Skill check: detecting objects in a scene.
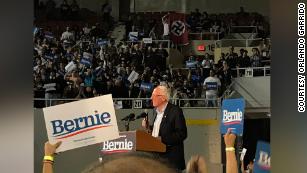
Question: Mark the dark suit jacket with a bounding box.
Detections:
[152,102,187,170]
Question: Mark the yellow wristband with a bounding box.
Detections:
[44,155,54,162]
[225,147,235,152]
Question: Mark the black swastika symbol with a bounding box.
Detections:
[171,20,185,36]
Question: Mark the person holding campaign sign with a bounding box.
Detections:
[186,129,239,173]
[80,52,93,67]
[42,141,62,173]
[220,98,245,172]
[141,85,187,171]
[43,94,120,153]
[220,98,245,136]
[203,69,221,107]
[241,161,254,173]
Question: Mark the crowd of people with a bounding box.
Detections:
[33,3,271,108]
[124,7,270,42]
[31,22,196,108]
[187,43,271,75]
[187,7,270,38]
[35,0,113,23]
[33,23,270,108]
[33,24,175,108]
[35,0,81,21]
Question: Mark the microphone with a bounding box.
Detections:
[136,112,148,119]
[121,113,135,121]
[136,109,148,119]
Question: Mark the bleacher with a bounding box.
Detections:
[33,3,271,109]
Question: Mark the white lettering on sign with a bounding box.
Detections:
[258,151,271,170]
[102,139,133,151]
[223,109,243,125]
[133,100,142,109]
[245,68,253,77]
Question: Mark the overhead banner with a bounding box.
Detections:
[43,94,120,152]
[220,98,245,135]
[254,141,271,173]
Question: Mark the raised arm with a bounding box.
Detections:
[161,13,169,23]
[224,129,238,173]
[42,141,62,173]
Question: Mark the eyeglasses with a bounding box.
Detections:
[151,94,163,97]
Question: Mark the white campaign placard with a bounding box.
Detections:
[142,38,152,44]
[245,68,253,77]
[127,70,139,83]
[65,61,77,73]
[240,148,247,161]
[133,100,142,109]
[43,94,120,152]
[129,32,138,41]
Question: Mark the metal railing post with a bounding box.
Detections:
[264,67,266,76]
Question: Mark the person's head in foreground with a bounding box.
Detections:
[82,152,178,173]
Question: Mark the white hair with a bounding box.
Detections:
[156,85,170,101]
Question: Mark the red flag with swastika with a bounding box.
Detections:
[169,12,189,45]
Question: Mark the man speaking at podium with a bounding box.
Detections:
[142,85,187,171]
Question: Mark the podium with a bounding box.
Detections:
[100,130,166,155]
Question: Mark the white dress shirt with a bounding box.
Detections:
[152,103,168,137]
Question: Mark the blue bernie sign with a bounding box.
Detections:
[140,82,153,91]
[97,38,109,46]
[254,141,271,173]
[220,98,245,135]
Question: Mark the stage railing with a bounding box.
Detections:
[123,40,171,49]
[34,97,222,108]
[231,66,271,77]
[215,38,271,48]
[229,26,258,34]
[189,32,220,40]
